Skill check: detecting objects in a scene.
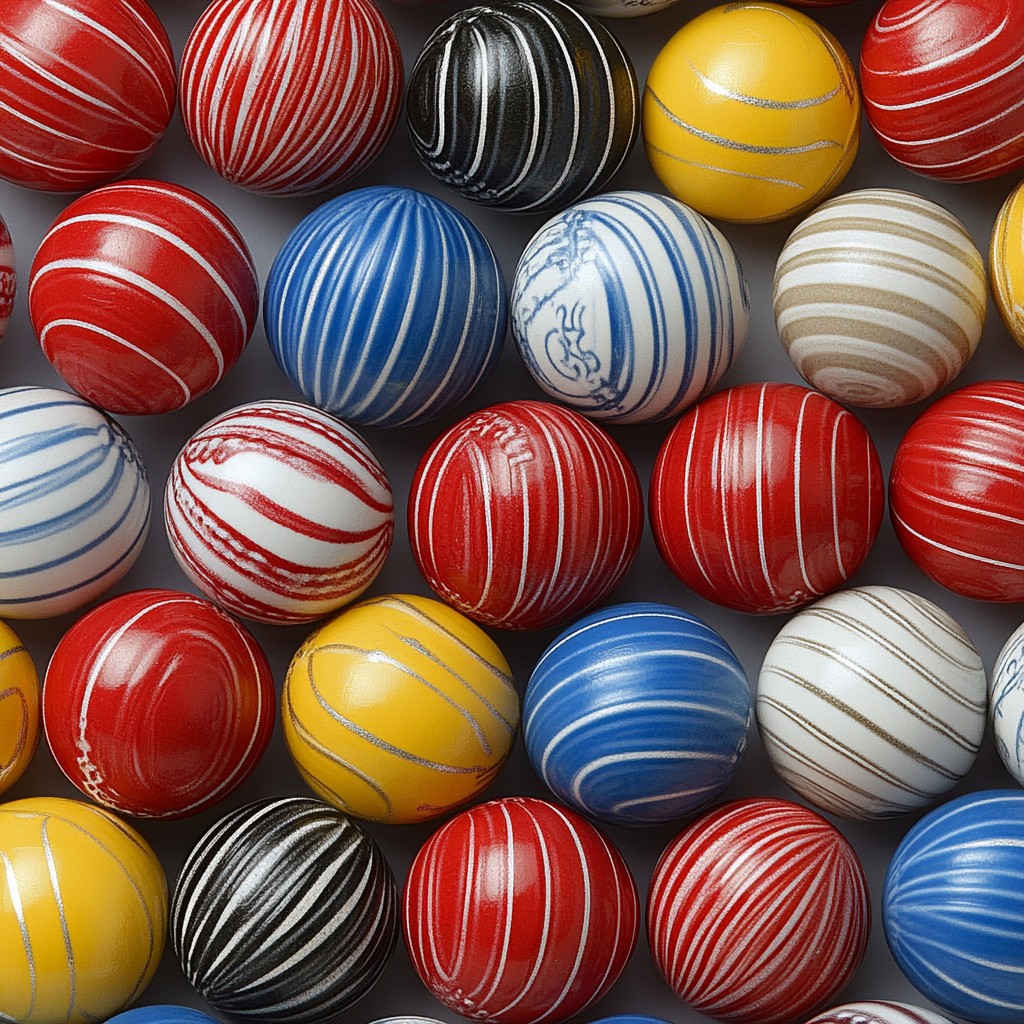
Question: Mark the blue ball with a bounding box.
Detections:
[523,601,751,827]
[883,789,1024,1024]
[105,1009,219,1024]
[264,186,507,428]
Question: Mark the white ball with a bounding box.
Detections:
[990,621,1024,787]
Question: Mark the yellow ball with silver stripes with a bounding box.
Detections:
[0,620,39,796]
[283,593,518,824]
[0,797,168,1024]
[642,2,860,224]
[991,179,1024,349]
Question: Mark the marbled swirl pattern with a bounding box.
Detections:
[989,621,1024,787]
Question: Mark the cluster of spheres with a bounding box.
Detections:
[0,0,1023,1024]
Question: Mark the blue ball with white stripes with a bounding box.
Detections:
[883,789,1024,1024]
[264,186,507,428]
[523,601,752,827]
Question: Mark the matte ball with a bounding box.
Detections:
[406,0,638,213]
[643,3,860,224]
[0,386,151,619]
[757,585,986,820]
[402,796,639,1024]
[264,186,506,427]
[882,790,1024,1024]
[523,601,751,827]
[773,188,987,408]
[179,0,403,195]
[408,400,644,631]
[29,180,259,416]
[649,382,884,615]
[0,213,14,342]
[107,1009,221,1024]
[647,797,870,1024]
[0,619,39,796]
[861,0,1024,182]
[989,621,1024,787]
[889,380,1024,601]
[511,190,749,424]
[171,796,398,1023]
[990,179,1024,349]
[0,796,168,1024]
[164,400,394,624]
[804,1002,958,1024]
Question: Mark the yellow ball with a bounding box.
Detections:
[283,593,518,824]
[0,621,39,796]
[991,179,1024,348]
[0,797,168,1024]
[643,2,860,223]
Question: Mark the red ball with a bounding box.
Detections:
[0,0,175,192]
[28,180,258,415]
[408,400,644,631]
[42,588,276,819]
[179,0,403,195]
[647,798,871,1024]
[649,382,884,615]
[861,0,1024,181]
[402,796,639,1024]
[890,379,1024,600]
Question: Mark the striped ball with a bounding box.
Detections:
[757,585,986,820]
[883,790,1024,1024]
[805,1002,958,1024]
[0,619,39,796]
[990,179,1024,349]
[402,796,639,1024]
[165,401,393,625]
[29,180,259,416]
[171,796,398,1023]
[264,187,506,427]
[179,0,402,196]
[0,213,13,342]
[406,0,638,213]
[773,188,986,409]
[523,601,751,827]
[511,191,749,424]
[989,621,1024,787]
[642,3,860,224]
[647,797,870,1024]
[0,386,151,619]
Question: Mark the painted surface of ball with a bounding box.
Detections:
[568,0,683,17]
[164,400,394,624]
[0,386,151,619]
[29,180,259,415]
[511,190,748,424]
[861,0,1024,182]
[264,186,506,427]
[804,1002,958,1024]
[406,0,638,213]
[179,0,403,195]
[647,797,870,1024]
[889,380,1024,601]
[0,796,168,1024]
[402,796,639,1024]
[523,601,751,826]
[990,179,1024,349]
[0,213,14,342]
[0,619,39,796]
[649,382,884,615]
[408,400,643,631]
[171,796,398,1023]
[757,585,986,820]
[643,3,860,223]
[107,1009,221,1024]
[989,621,1024,787]
[773,188,987,408]
[883,789,1024,1024]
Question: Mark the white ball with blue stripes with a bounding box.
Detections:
[990,621,1024,787]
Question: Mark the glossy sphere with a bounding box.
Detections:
[0,213,13,342]
[883,790,1024,1024]
[523,602,751,827]
[43,588,275,819]
[990,180,1024,349]
[264,187,506,427]
[647,797,870,1024]
[107,1010,220,1024]
[172,796,398,1022]
[568,0,683,17]
[511,191,749,424]
[643,3,860,224]
[179,0,402,195]
[29,180,259,415]
[406,0,638,213]
[0,386,150,619]
[757,586,986,820]
[773,189,986,409]
[989,622,1024,787]
[283,594,518,824]
[165,400,394,624]
[805,1002,957,1024]
[0,796,168,1024]
[402,796,639,1024]
[408,400,643,631]
[650,382,884,615]
[861,0,1024,181]
[890,380,1024,601]
[0,619,39,796]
